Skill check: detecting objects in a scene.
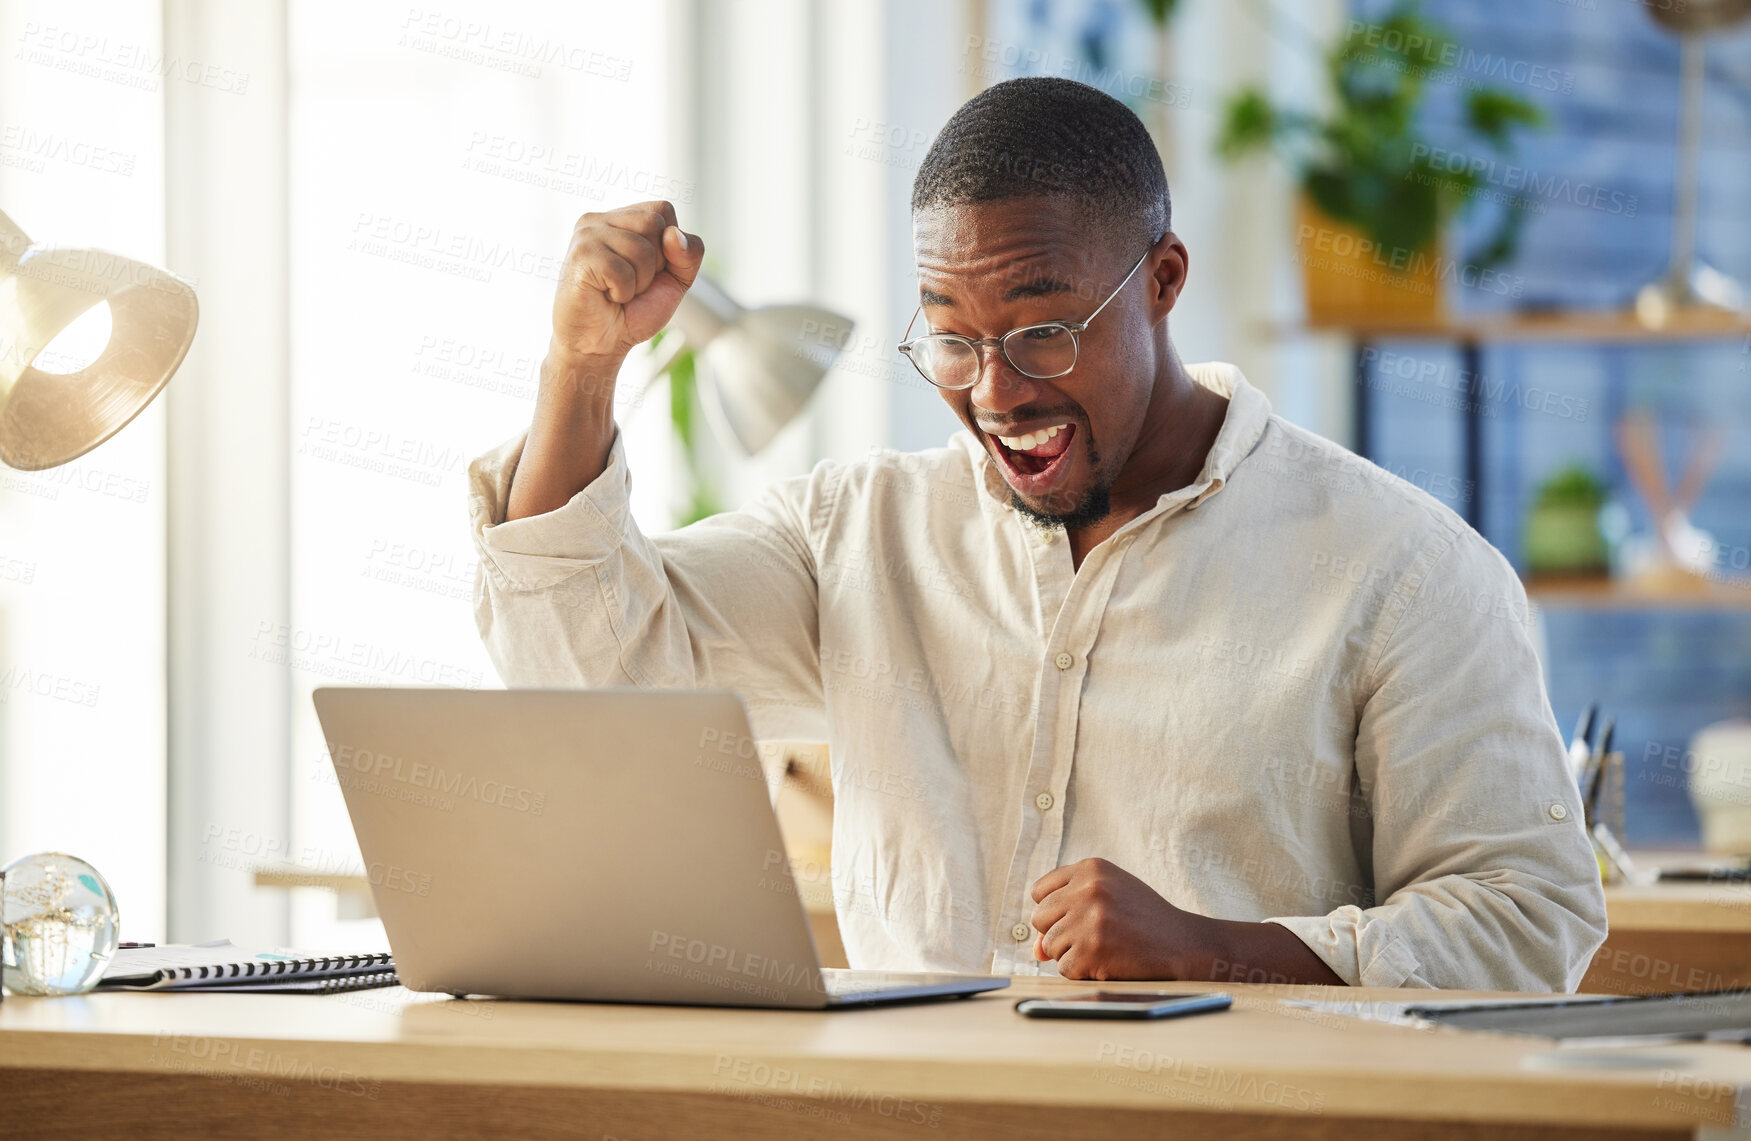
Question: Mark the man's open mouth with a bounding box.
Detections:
[986,421,1077,495]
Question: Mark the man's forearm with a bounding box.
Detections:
[1030,858,1350,984]
[1181,916,1345,986]
[505,343,626,522]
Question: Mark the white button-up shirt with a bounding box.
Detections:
[468,362,1607,990]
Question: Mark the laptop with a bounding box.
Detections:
[312,687,1009,1009]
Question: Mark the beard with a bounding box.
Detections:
[1009,428,1111,530]
[1011,482,1113,530]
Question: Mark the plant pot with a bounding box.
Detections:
[1294,197,1443,326]
[1523,501,1609,576]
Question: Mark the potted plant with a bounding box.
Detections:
[1524,463,1611,578]
[1216,0,1545,324]
[648,331,724,526]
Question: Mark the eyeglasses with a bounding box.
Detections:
[896,247,1152,391]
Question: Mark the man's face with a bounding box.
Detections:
[911,198,1167,527]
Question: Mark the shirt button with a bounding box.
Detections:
[1054,651,1074,670]
[1548,803,1569,822]
[1035,791,1054,812]
[1011,923,1032,943]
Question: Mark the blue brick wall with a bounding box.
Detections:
[1356,0,1751,846]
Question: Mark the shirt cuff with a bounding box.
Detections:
[1263,911,1425,989]
[467,429,633,592]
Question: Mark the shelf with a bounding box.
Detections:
[1269,307,1751,344]
[1525,573,1751,609]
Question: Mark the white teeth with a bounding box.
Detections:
[996,423,1067,451]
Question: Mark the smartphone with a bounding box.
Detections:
[1015,991,1233,1020]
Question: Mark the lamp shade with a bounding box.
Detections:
[1650,0,1751,32]
[673,275,853,455]
[0,208,198,470]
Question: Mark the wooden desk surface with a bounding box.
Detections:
[1582,875,1751,997]
[1608,882,1751,933]
[3,977,1748,1139]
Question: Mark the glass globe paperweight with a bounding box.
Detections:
[1,852,120,996]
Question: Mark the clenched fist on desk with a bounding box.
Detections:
[1030,857,1344,986]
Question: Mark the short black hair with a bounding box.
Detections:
[911,77,1170,247]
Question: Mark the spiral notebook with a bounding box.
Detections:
[98,940,398,993]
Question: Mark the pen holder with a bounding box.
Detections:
[1589,751,1631,884]
[1594,751,1626,835]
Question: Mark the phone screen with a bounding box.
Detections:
[1015,991,1233,1020]
[1056,991,1213,1004]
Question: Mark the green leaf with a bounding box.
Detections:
[1465,201,1529,271]
[679,486,725,526]
[667,346,697,452]
[1535,464,1609,508]
[1304,168,1357,227]
[1137,0,1180,26]
[1216,89,1277,159]
[1213,0,1548,267]
[1465,89,1546,149]
[660,346,723,523]
[1375,171,1442,256]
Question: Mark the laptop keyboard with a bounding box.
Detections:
[821,968,987,996]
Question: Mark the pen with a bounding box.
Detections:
[1583,717,1614,827]
[1568,703,1598,782]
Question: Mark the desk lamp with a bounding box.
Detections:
[0,207,199,998]
[664,275,854,455]
[1635,0,1751,326]
[0,208,198,470]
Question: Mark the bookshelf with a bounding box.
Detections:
[1274,310,1751,605]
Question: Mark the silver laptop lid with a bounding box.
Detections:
[312,687,830,1008]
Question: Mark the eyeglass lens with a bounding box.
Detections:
[911,324,1077,388]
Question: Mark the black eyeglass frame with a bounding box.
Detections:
[896,247,1154,391]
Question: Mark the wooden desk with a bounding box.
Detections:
[250,839,1751,1000]
[4,978,1750,1139]
[1585,879,1751,996]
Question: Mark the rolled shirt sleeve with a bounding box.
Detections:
[467,429,833,743]
[1265,529,1608,991]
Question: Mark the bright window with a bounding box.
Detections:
[286,0,679,945]
[0,0,169,941]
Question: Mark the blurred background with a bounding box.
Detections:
[1,0,1748,951]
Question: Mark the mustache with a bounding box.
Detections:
[974,402,1087,434]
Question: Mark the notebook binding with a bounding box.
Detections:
[162,952,391,982]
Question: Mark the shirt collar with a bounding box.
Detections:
[956,361,1273,514]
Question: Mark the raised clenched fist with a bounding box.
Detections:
[551,199,704,361]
